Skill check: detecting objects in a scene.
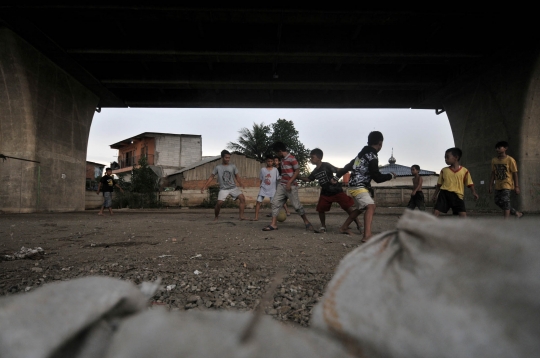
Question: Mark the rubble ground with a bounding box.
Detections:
[0,207,501,326]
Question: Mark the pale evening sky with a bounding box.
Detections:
[87,108,454,173]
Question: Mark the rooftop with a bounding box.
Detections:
[379,150,437,177]
[110,132,201,149]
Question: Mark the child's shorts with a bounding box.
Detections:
[103,192,113,208]
[494,189,512,211]
[217,188,243,201]
[256,195,273,203]
[434,189,465,215]
[349,189,374,210]
[316,192,354,212]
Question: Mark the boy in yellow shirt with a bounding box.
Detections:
[432,147,479,217]
[488,141,523,219]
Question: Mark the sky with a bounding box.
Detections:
[87,108,454,173]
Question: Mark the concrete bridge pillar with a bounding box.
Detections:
[443,52,540,213]
[0,29,98,212]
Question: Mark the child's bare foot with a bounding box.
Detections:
[97,213,103,216]
[239,217,248,221]
[339,228,353,236]
[361,234,372,243]
[213,217,219,222]
[251,218,259,221]
[517,212,524,219]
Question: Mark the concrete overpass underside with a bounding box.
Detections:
[0,6,539,212]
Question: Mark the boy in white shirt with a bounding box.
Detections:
[253,155,279,221]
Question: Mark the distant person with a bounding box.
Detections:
[201,150,247,221]
[268,156,291,217]
[253,155,279,221]
[299,148,362,233]
[263,141,313,231]
[96,167,124,216]
[488,141,524,219]
[406,165,426,211]
[432,147,479,218]
[335,131,396,242]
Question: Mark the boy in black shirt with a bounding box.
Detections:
[335,132,396,242]
[96,167,124,216]
[299,148,361,233]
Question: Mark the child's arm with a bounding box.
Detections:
[201,174,215,193]
[114,182,124,193]
[286,168,301,191]
[298,176,311,182]
[96,182,102,195]
[235,173,245,189]
[513,172,520,195]
[469,185,479,200]
[335,158,355,179]
[412,177,423,195]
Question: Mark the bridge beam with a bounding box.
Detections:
[0,29,98,212]
[443,51,540,213]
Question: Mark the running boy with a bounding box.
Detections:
[335,131,396,242]
[201,150,247,221]
[488,141,523,218]
[407,164,425,211]
[271,156,291,216]
[432,147,479,217]
[263,141,313,231]
[96,167,124,216]
[253,155,279,221]
[299,148,362,233]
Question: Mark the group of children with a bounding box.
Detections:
[201,134,524,243]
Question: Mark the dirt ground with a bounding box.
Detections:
[0,206,510,327]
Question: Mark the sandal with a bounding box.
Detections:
[262,225,278,231]
[316,227,326,233]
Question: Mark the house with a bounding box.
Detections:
[109,132,202,184]
[85,161,105,190]
[373,150,438,187]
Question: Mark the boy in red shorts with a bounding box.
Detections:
[299,148,361,233]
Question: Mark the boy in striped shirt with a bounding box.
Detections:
[432,147,479,217]
[262,141,313,231]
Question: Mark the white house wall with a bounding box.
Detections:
[180,136,202,167]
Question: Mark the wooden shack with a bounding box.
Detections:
[167,154,264,190]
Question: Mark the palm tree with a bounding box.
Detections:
[227,122,272,162]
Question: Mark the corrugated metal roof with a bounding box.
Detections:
[168,156,221,176]
[379,163,437,177]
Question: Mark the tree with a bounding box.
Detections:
[227,122,272,162]
[270,119,310,174]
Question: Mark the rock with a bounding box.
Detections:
[205,300,213,308]
[31,267,43,273]
[268,309,278,315]
[278,306,292,314]
[187,295,200,303]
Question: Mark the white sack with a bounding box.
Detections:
[106,309,354,358]
[312,210,540,358]
[0,276,148,358]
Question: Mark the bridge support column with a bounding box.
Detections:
[443,52,540,213]
[0,29,98,212]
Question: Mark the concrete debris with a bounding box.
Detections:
[3,246,44,261]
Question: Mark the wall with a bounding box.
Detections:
[0,29,98,212]
[444,50,540,212]
[371,175,438,188]
[180,135,203,167]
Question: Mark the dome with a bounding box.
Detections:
[388,148,396,164]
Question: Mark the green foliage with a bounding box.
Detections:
[227,122,272,162]
[200,185,237,208]
[270,119,311,176]
[113,157,163,209]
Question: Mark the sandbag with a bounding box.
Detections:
[312,210,540,358]
[106,309,353,358]
[0,276,149,358]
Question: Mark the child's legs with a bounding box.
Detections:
[316,195,332,227]
[287,186,306,216]
[341,191,371,230]
[254,195,264,219]
[363,204,376,239]
[214,200,224,218]
[271,186,287,217]
[416,192,426,211]
[236,193,246,218]
[283,203,290,214]
[406,196,416,210]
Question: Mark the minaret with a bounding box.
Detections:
[388,148,396,165]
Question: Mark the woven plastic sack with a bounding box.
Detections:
[312,210,540,358]
[106,309,353,358]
